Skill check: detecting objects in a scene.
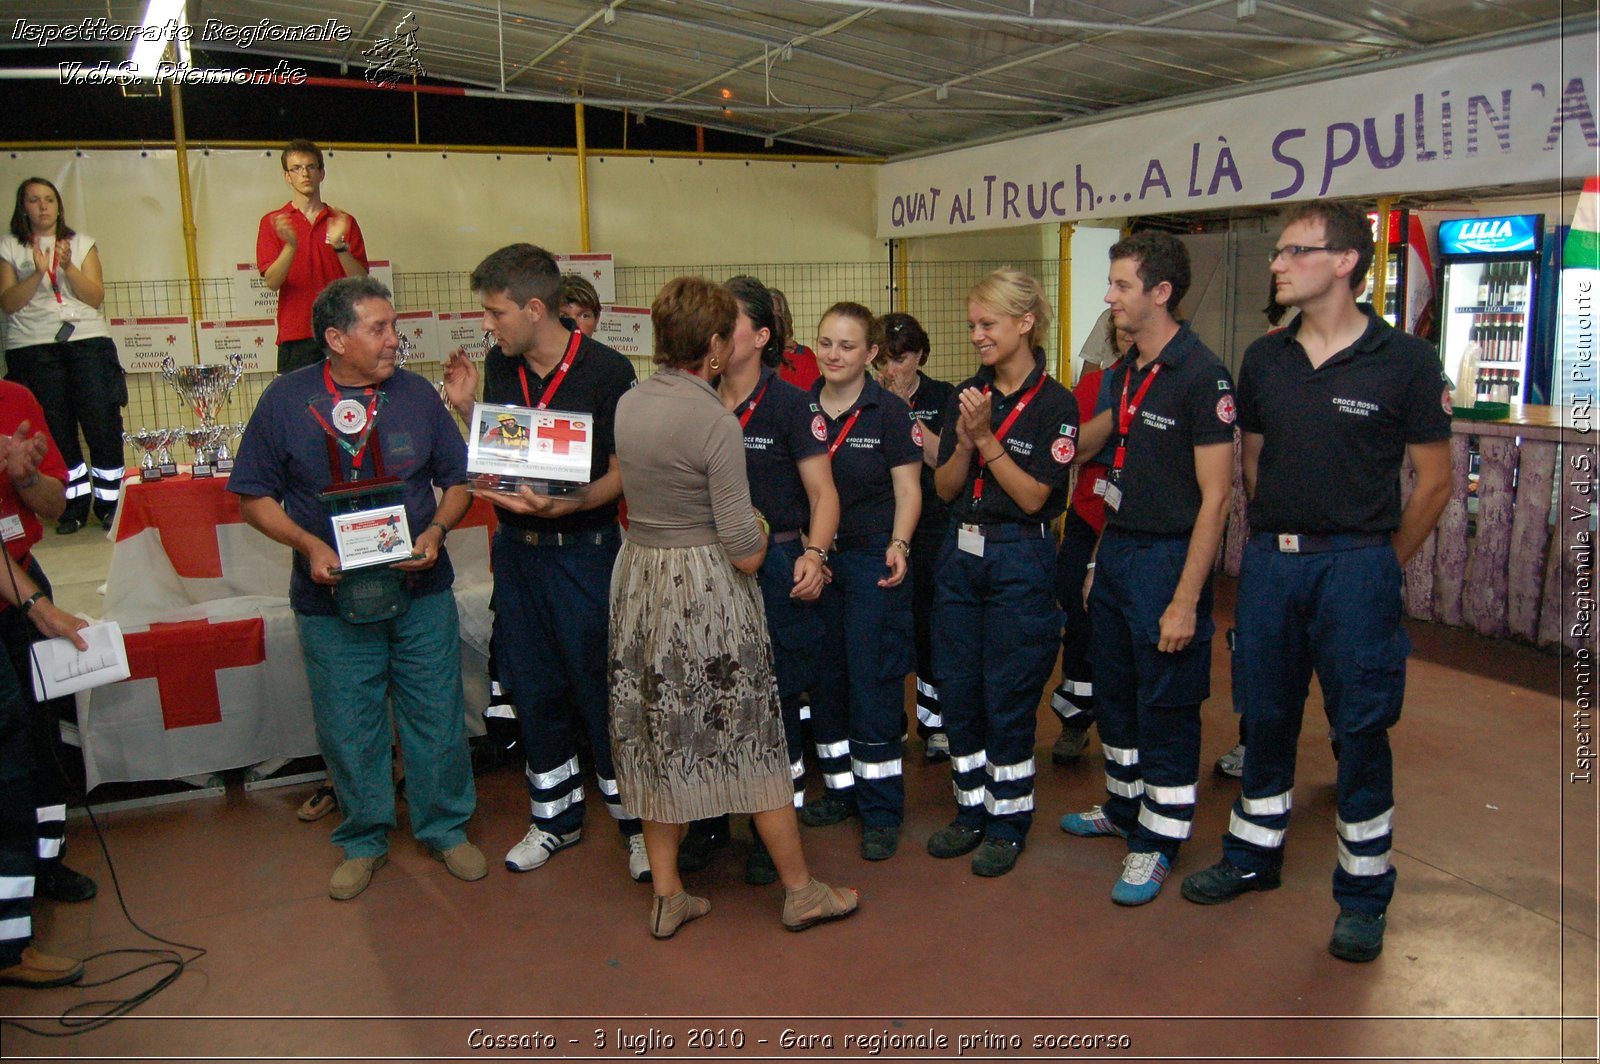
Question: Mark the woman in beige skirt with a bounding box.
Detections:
[610,276,858,938]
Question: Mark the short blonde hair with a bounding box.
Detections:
[969,267,1052,353]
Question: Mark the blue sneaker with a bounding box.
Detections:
[1060,805,1128,838]
[1111,851,1169,906]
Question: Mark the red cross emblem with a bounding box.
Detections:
[166,335,176,344]
[253,336,264,346]
[534,416,587,454]
[124,617,266,729]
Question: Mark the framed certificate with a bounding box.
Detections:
[330,503,414,570]
[467,402,594,491]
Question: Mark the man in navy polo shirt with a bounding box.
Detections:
[232,277,481,901]
[442,244,646,882]
[1060,232,1235,906]
[1182,201,1452,962]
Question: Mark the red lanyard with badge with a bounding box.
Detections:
[826,407,863,460]
[40,240,63,305]
[956,374,1047,558]
[738,377,772,430]
[518,329,582,410]
[1099,362,1161,512]
[310,369,416,619]
[971,375,1047,504]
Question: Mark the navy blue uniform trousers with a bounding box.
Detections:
[1089,529,1212,859]
[492,527,638,837]
[1223,535,1406,914]
[933,525,1061,844]
[810,537,912,829]
[1053,509,1100,725]
[757,537,823,805]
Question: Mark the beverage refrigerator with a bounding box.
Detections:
[1436,213,1544,403]
[1362,208,1434,335]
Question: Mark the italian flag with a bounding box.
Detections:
[1566,175,1600,271]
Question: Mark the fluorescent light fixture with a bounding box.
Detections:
[129,0,189,79]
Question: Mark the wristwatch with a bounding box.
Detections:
[329,239,350,253]
[804,544,828,564]
[20,590,45,613]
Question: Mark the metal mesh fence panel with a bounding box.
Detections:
[91,256,1068,469]
[898,258,1062,385]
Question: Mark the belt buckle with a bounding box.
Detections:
[1277,534,1301,553]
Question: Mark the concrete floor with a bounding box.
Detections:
[0,527,1594,1062]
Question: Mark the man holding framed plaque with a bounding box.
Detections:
[231,276,484,901]
[442,243,646,882]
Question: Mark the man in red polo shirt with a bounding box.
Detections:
[257,139,369,374]
[0,380,97,905]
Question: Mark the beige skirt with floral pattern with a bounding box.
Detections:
[608,540,792,823]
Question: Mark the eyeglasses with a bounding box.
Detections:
[1269,245,1344,264]
[285,164,322,175]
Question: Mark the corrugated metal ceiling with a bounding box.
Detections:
[3,1,1571,156]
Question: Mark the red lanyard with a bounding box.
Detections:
[737,377,772,430]
[42,240,62,304]
[1112,362,1162,472]
[827,408,864,460]
[519,329,582,410]
[308,362,383,474]
[973,374,1048,503]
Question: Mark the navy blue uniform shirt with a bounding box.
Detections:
[229,365,468,615]
[481,331,636,534]
[734,366,829,534]
[812,376,922,539]
[1238,305,1452,535]
[936,353,1078,527]
[1096,322,1235,537]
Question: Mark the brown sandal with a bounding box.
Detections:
[650,891,711,939]
[782,878,859,931]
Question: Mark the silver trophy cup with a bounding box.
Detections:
[162,352,245,429]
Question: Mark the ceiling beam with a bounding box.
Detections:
[770,0,1244,141]
[787,0,1406,48]
[503,1,628,87]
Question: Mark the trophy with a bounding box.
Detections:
[162,352,245,430]
[154,427,180,478]
[124,429,166,482]
[213,422,244,474]
[182,426,221,479]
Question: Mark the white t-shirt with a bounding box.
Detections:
[0,231,111,349]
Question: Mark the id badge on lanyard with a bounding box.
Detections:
[1106,362,1160,513]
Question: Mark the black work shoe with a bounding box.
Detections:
[1328,908,1386,962]
[744,841,777,886]
[36,863,97,903]
[677,828,724,873]
[971,836,1023,877]
[799,792,857,828]
[55,518,84,535]
[1051,725,1090,765]
[860,825,900,861]
[1180,859,1282,904]
[926,821,983,858]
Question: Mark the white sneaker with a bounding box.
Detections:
[626,833,651,883]
[505,826,582,871]
[924,732,950,763]
[1214,744,1246,779]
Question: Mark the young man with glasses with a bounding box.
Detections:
[257,139,369,374]
[1181,201,1453,962]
